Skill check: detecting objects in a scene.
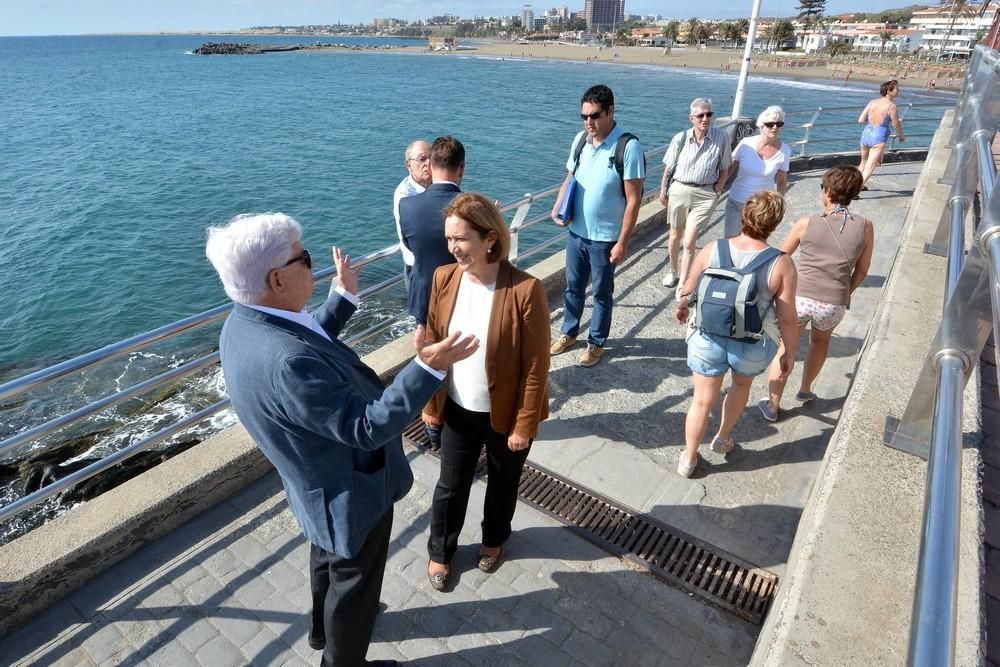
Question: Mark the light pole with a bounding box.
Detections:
[731,0,763,121]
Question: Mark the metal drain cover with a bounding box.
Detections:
[402,420,778,625]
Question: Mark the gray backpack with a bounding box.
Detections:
[691,240,782,343]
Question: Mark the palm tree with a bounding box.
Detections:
[937,0,981,62]
[735,19,750,46]
[723,22,742,47]
[826,39,853,57]
[878,30,896,57]
[698,22,714,45]
[687,17,701,45]
[662,20,680,45]
[767,20,795,51]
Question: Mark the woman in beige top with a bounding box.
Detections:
[759,165,874,422]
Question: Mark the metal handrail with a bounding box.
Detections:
[0,104,943,525]
[884,45,1000,667]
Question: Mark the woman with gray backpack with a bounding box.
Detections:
[674,191,799,478]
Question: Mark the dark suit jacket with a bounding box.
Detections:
[219,293,441,558]
[398,182,460,324]
[422,261,551,438]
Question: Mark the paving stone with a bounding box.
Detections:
[167,609,219,654]
[195,635,245,667]
[135,581,185,614]
[206,606,265,647]
[561,627,618,667]
[80,621,130,664]
[200,548,247,587]
[510,632,573,667]
[253,590,301,639]
[392,635,451,661]
[49,647,98,666]
[170,562,212,590]
[490,560,526,586]
[229,533,275,572]
[181,572,222,607]
[373,607,416,643]
[2,600,85,660]
[260,558,308,596]
[409,593,466,638]
[551,593,619,640]
[228,573,278,609]
[378,570,416,609]
[139,636,198,667]
[445,621,499,654]
[509,597,573,646]
[474,576,520,611]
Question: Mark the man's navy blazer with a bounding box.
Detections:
[219,293,442,558]
[398,182,459,324]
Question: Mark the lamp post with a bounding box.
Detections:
[731,0,763,120]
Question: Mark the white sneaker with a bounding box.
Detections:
[677,451,697,478]
[661,270,679,288]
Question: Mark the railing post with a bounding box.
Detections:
[508,195,533,262]
[800,109,821,157]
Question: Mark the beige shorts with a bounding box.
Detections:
[667,181,720,233]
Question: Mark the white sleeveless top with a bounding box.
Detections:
[447,273,495,413]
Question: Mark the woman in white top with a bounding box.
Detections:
[723,106,791,238]
[422,193,551,591]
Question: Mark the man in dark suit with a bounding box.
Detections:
[206,213,478,667]
[398,136,465,326]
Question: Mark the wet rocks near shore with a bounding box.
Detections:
[193,41,407,55]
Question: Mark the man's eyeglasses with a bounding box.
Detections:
[763,121,785,128]
[580,110,605,121]
[281,248,312,270]
[407,154,430,163]
[692,112,714,120]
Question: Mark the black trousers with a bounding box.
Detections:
[310,507,393,667]
[427,398,530,564]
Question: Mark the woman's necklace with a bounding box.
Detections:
[823,204,851,233]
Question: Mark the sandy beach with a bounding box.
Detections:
[421,40,965,92]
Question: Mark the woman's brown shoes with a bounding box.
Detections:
[477,547,503,573]
[427,562,449,591]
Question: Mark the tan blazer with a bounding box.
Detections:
[423,260,550,438]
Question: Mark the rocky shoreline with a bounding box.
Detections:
[193,41,409,55]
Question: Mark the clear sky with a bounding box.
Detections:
[3,1,923,36]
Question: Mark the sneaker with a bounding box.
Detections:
[579,344,604,367]
[795,391,817,403]
[661,270,679,288]
[758,398,778,423]
[550,334,577,355]
[710,435,736,454]
[677,451,697,478]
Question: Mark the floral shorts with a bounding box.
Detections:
[796,296,846,331]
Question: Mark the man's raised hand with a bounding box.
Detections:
[332,246,360,295]
[414,324,479,372]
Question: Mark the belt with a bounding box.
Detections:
[676,180,713,187]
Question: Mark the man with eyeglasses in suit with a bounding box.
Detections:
[392,140,432,286]
[206,213,478,666]
[659,97,733,298]
[549,84,645,368]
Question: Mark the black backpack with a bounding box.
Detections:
[571,131,645,196]
[691,240,782,343]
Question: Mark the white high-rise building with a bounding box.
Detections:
[909,2,999,59]
[522,5,535,31]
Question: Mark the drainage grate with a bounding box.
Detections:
[402,420,778,625]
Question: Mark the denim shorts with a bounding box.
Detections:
[686,328,778,377]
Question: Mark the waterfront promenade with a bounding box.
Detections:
[1,161,950,665]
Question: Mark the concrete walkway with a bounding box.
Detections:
[3,162,921,666]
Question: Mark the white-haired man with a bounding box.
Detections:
[206,213,477,667]
[659,98,733,296]
[393,140,432,285]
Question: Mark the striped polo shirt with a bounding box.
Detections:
[663,126,733,186]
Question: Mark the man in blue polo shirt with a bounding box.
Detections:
[550,84,645,367]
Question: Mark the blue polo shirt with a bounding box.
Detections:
[564,124,645,242]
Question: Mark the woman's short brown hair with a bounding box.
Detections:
[880,79,898,97]
[822,165,864,205]
[444,193,511,263]
[741,191,786,241]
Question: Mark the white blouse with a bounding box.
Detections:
[729,137,791,204]
[446,273,495,413]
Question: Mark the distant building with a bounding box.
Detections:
[851,29,924,55]
[585,0,625,31]
[986,5,1000,49]
[910,2,999,59]
[522,5,535,31]
[557,6,570,22]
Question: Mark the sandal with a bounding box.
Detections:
[477,547,503,573]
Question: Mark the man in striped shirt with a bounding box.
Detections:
[658,98,733,296]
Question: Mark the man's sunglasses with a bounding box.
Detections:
[580,110,605,121]
[763,121,785,128]
[692,112,714,119]
[281,249,312,270]
[407,154,430,163]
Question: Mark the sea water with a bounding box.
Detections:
[0,34,951,539]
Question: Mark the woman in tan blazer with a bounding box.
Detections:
[423,193,550,591]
